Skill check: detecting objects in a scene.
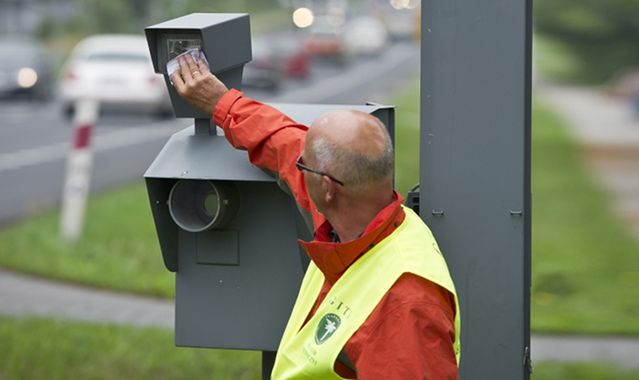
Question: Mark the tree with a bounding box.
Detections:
[535,0,639,83]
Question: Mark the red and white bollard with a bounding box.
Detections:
[60,99,99,242]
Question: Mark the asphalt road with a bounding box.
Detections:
[0,41,419,225]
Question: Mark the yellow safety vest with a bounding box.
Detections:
[271,206,461,379]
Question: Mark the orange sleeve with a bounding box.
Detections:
[213,89,321,223]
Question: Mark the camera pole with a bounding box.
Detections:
[419,0,532,378]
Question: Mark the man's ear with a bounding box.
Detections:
[322,175,336,203]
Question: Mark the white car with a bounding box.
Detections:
[344,16,389,56]
[59,34,171,117]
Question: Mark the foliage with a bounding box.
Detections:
[36,0,288,43]
[0,316,260,380]
[534,0,639,83]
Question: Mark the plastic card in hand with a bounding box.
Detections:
[166,48,210,79]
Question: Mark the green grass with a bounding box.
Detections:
[0,316,259,380]
[3,316,638,380]
[530,101,639,334]
[534,362,639,380]
[0,79,639,334]
[393,78,421,196]
[0,184,173,298]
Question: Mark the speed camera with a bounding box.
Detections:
[145,13,252,118]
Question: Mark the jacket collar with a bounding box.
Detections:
[298,191,406,284]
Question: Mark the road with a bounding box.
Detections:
[0,41,419,225]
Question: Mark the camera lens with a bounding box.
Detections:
[168,180,238,232]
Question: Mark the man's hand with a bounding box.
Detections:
[171,54,228,115]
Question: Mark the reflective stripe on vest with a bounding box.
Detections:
[271,206,461,379]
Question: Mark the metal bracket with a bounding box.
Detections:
[523,346,533,374]
[404,184,420,214]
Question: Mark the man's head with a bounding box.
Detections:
[301,110,394,215]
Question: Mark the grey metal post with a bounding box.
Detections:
[194,118,214,135]
[419,1,532,379]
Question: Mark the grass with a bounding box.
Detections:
[0,184,173,298]
[531,100,639,334]
[393,78,421,196]
[0,316,259,380]
[1,79,639,334]
[533,362,639,380]
[2,316,638,380]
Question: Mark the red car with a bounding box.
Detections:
[303,20,350,66]
[243,36,311,91]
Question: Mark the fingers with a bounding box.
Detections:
[196,55,210,74]
[171,71,186,94]
[184,54,201,77]
[179,56,193,83]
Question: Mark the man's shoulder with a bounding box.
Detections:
[380,273,456,322]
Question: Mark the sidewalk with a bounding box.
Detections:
[537,82,639,241]
[2,268,639,369]
[0,269,172,328]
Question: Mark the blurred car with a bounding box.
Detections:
[272,35,311,79]
[0,37,52,100]
[243,35,311,91]
[344,16,388,56]
[59,34,171,117]
[303,18,350,66]
[243,38,283,91]
[379,8,419,41]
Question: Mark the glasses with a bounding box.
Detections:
[296,155,345,186]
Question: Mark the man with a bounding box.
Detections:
[171,54,460,379]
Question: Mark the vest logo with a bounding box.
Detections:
[315,313,341,345]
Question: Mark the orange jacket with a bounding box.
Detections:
[214,89,458,379]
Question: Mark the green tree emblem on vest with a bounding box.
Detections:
[315,313,341,345]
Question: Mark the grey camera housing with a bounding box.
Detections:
[145,13,251,118]
[144,103,394,351]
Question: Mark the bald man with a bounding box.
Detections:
[172,55,459,379]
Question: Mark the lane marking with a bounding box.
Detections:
[0,123,184,172]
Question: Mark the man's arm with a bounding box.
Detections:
[171,54,318,219]
[214,89,316,214]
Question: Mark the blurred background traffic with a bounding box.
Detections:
[1,0,639,379]
[0,0,419,114]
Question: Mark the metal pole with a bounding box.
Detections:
[419,1,532,378]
